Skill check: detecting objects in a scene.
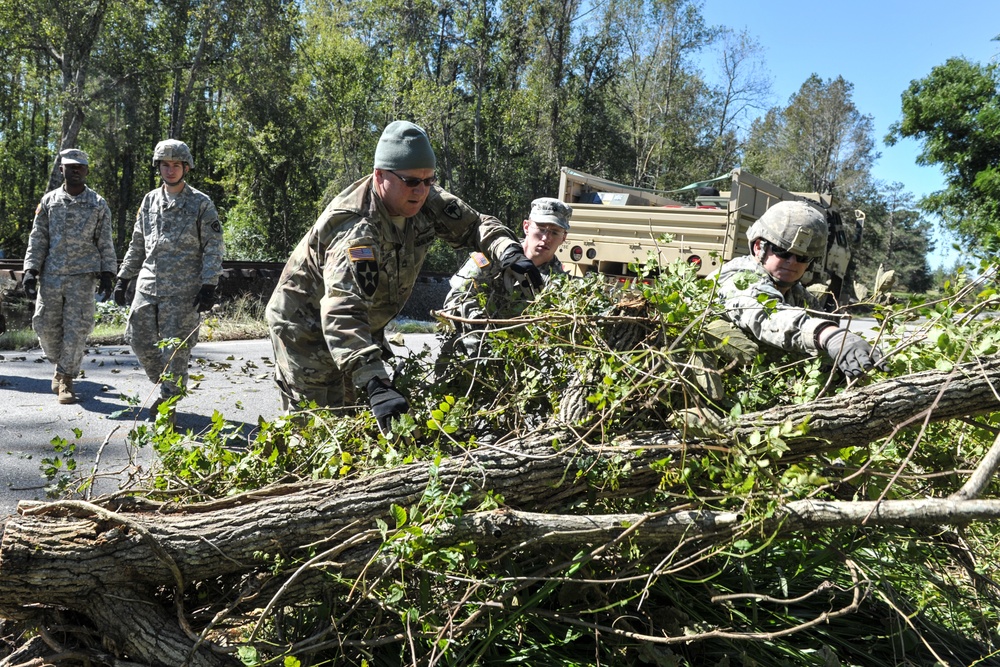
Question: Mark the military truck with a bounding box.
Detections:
[554,167,862,302]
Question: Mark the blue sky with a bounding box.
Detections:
[702,0,1000,267]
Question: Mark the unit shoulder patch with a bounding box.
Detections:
[348,245,379,297]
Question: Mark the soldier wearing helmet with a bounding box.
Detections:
[715,200,884,379]
[114,139,224,421]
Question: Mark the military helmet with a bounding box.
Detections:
[152,139,194,169]
[745,200,828,258]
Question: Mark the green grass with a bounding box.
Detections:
[1,293,437,350]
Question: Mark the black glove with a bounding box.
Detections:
[113,278,130,307]
[366,377,409,435]
[822,328,885,379]
[194,284,216,313]
[497,244,544,290]
[98,272,115,301]
[22,270,38,300]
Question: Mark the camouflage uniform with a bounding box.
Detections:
[715,254,833,356]
[440,251,565,356]
[265,174,521,409]
[24,185,116,378]
[118,184,224,399]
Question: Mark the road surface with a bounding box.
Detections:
[0,335,440,519]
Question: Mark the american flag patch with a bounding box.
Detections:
[348,246,375,262]
[472,252,490,268]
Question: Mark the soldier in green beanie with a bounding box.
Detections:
[265,120,537,435]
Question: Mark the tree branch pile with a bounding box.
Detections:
[2,352,1000,665]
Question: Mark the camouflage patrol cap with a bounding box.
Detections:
[152,139,194,169]
[59,149,89,165]
[745,201,827,258]
[529,197,572,230]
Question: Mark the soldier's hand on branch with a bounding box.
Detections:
[194,284,216,313]
[498,245,543,290]
[113,278,130,307]
[22,270,38,300]
[366,377,409,435]
[821,327,885,379]
[98,272,115,301]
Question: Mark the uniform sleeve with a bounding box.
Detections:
[198,199,224,286]
[716,261,829,355]
[423,188,520,263]
[118,201,148,280]
[320,224,389,388]
[95,199,117,274]
[441,255,490,322]
[23,200,50,274]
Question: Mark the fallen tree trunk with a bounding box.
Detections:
[2,355,1000,664]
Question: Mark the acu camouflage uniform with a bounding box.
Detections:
[440,250,566,357]
[715,254,834,357]
[265,174,521,409]
[25,185,116,377]
[118,184,224,399]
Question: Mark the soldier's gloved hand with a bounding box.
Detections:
[366,377,409,435]
[22,270,38,300]
[194,284,216,313]
[113,278,130,307]
[497,245,544,290]
[821,327,884,379]
[98,272,115,301]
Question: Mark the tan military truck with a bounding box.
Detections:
[554,167,862,302]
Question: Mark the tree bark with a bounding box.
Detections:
[1,355,999,664]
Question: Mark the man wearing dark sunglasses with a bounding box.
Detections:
[716,200,885,379]
[266,120,532,435]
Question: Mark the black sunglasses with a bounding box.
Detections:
[765,241,812,263]
[387,170,436,188]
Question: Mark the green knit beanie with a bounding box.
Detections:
[374,121,436,171]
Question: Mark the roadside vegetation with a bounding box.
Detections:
[3,256,997,667]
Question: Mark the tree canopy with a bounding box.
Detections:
[887,56,1000,256]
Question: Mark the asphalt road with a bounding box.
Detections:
[0,334,440,520]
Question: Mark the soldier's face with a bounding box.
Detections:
[375,168,434,218]
[522,219,565,265]
[159,160,188,187]
[61,164,88,188]
[758,239,809,286]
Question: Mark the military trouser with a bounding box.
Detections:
[125,290,201,400]
[269,325,390,413]
[32,273,97,377]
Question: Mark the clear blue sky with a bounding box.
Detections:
[702,0,1000,267]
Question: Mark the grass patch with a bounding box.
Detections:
[1,292,436,350]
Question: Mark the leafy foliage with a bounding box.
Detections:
[32,258,998,666]
[887,57,1000,256]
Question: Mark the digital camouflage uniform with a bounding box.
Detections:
[118,184,224,399]
[265,174,521,409]
[440,251,565,356]
[715,254,834,357]
[25,185,116,378]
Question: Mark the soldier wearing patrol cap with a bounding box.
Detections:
[23,148,117,404]
[114,139,224,420]
[265,119,531,434]
[439,196,572,359]
[715,200,885,379]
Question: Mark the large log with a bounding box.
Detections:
[2,355,999,664]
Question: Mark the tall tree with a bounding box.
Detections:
[743,74,877,198]
[704,27,771,176]
[5,0,114,191]
[886,56,1000,255]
